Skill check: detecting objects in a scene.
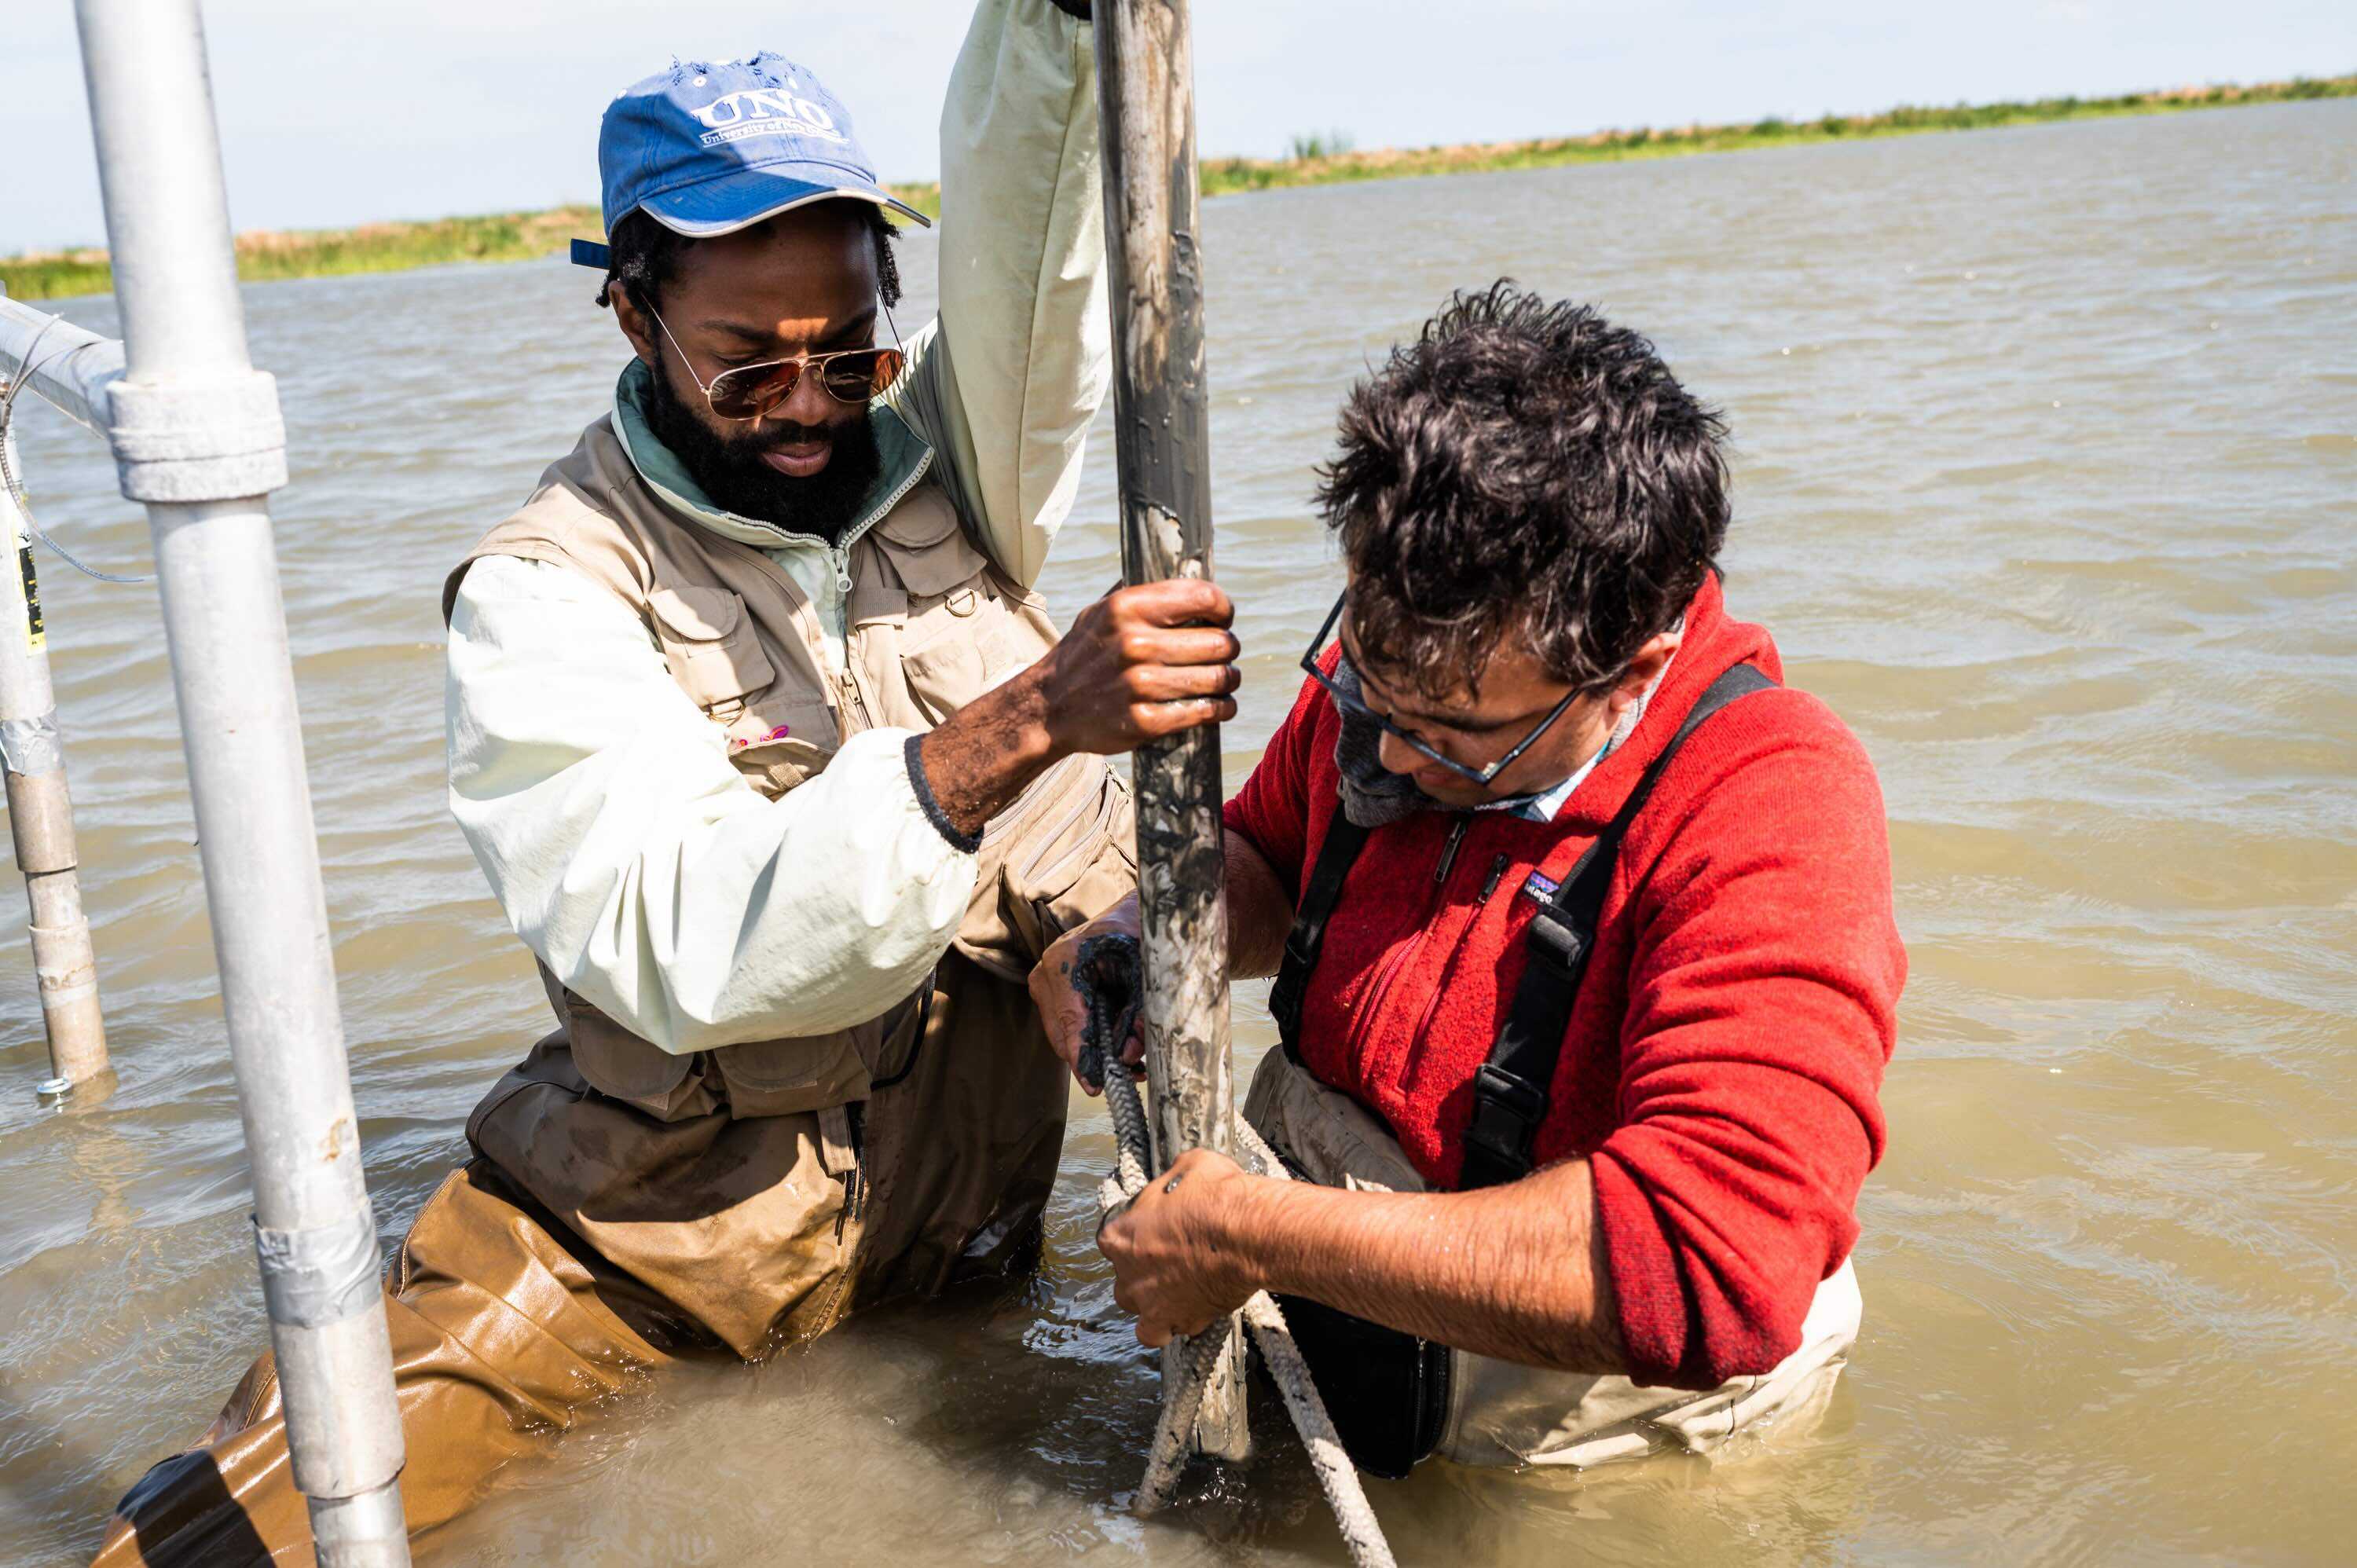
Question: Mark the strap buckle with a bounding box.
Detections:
[1523,908,1586,976]
[1461,1063,1549,1185]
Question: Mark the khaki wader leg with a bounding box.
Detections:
[852,952,1068,1306]
[91,1158,676,1568]
[91,955,1065,1566]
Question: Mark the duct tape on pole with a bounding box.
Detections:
[71,0,411,1558]
[1091,0,1251,1461]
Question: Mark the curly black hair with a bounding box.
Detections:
[1317,281,1730,698]
[596,200,904,315]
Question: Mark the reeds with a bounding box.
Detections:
[4,75,2345,303]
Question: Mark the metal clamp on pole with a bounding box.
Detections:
[107,372,288,503]
[0,290,126,434]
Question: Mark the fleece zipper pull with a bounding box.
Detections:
[1434,815,1473,886]
[830,544,853,595]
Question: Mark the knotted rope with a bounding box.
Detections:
[1078,939,1396,1568]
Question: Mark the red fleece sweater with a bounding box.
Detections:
[1223,575,1904,1390]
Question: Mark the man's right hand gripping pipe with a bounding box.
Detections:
[918,577,1241,839]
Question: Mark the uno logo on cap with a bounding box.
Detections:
[691,88,848,148]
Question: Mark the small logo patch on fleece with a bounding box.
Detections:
[1519,869,1561,903]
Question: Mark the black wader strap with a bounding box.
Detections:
[1268,812,1371,1062]
[1457,663,1776,1190]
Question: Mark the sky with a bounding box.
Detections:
[2,0,2351,254]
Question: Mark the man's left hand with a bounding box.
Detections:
[1099,1147,1259,1347]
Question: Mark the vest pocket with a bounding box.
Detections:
[730,735,834,797]
[560,991,711,1118]
[649,584,777,712]
[896,577,1050,726]
[725,701,839,798]
[899,620,988,726]
[954,757,1138,981]
[1008,763,1136,961]
[707,994,922,1119]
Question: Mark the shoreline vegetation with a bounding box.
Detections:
[4,71,2351,304]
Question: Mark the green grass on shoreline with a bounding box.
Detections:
[5,71,2349,304]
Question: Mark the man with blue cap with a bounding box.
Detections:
[95,3,1238,1562]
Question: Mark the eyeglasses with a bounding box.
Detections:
[1300,590,1582,788]
[646,305,906,421]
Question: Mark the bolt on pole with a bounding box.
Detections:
[0,422,110,1097]
[71,1,411,1562]
[1091,0,1250,1461]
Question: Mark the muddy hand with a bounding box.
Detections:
[914,580,1238,839]
[1101,1147,1255,1346]
[1029,897,1145,1094]
[1029,579,1241,757]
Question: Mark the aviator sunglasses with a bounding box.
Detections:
[1301,590,1582,788]
[647,304,906,421]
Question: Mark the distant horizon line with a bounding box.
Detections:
[4,68,2350,300]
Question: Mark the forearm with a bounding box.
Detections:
[920,580,1239,839]
[1214,1160,1627,1373]
[914,667,1058,840]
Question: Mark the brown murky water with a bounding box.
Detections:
[5,97,2354,1566]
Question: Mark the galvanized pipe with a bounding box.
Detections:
[0,423,109,1094]
[0,294,126,434]
[1091,0,1249,1461]
[71,1,410,1561]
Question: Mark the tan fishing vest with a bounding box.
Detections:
[443,415,1135,1123]
[1244,1049,1863,1468]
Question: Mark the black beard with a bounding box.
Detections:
[638,361,883,541]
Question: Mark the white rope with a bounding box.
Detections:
[1097,1060,1398,1568]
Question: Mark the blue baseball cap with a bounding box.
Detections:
[572,52,929,271]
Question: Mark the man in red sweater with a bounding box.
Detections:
[1032,283,1905,1474]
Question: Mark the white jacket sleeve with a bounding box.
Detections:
[882,0,1107,589]
[445,555,977,1053]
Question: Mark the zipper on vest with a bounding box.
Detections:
[837,666,867,731]
[1479,853,1508,903]
[830,544,854,595]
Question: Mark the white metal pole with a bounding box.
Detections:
[0,422,110,1094]
[71,2,410,1562]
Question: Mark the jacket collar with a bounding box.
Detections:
[1549,571,1783,832]
[608,357,933,556]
